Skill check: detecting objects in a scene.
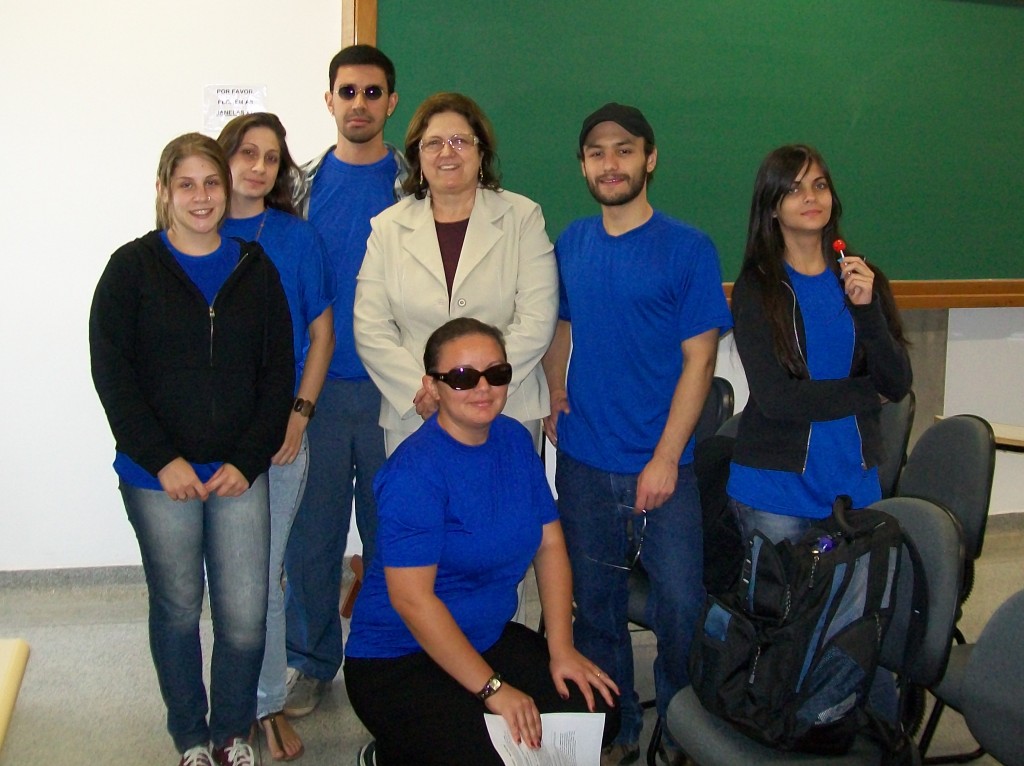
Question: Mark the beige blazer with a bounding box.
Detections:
[354,187,558,432]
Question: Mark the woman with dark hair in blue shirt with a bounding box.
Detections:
[344,317,619,766]
[217,112,336,762]
[728,144,912,544]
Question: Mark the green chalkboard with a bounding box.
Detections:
[377,0,1023,281]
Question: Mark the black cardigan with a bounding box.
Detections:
[90,231,294,485]
[730,267,912,473]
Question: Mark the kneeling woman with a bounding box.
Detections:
[344,318,619,766]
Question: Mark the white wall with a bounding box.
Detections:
[944,308,1024,515]
[0,0,345,570]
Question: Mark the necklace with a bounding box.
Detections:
[253,210,268,242]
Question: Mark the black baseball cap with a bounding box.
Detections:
[578,103,655,151]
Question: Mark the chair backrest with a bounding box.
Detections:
[871,496,964,687]
[877,391,916,499]
[716,411,741,439]
[961,589,1024,766]
[694,377,735,446]
[897,414,995,561]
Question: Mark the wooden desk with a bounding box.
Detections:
[989,422,1024,452]
[0,638,29,753]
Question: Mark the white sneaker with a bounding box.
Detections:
[212,737,254,766]
[179,744,214,766]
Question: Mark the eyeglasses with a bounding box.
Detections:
[335,84,386,101]
[419,134,479,155]
[429,363,512,390]
[586,508,646,571]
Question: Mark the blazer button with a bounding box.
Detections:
[456,298,467,308]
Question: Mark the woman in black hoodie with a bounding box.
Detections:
[90,133,293,766]
[727,144,911,545]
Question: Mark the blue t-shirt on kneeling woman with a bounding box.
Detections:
[345,414,558,659]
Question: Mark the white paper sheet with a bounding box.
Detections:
[485,712,605,766]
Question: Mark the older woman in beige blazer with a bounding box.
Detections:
[354,93,558,455]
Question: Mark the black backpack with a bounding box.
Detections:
[689,497,915,756]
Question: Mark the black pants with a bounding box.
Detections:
[345,622,620,765]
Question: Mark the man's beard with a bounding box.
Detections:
[585,171,646,207]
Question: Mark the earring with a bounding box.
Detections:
[479,166,484,181]
[419,170,424,186]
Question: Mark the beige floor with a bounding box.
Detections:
[1,514,1021,766]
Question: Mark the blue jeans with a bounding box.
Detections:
[257,434,309,718]
[556,453,704,745]
[285,378,385,680]
[730,498,815,544]
[121,474,270,752]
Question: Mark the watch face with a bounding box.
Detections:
[480,674,502,699]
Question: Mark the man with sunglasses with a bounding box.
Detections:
[283,44,409,720]
[542,103,731,766]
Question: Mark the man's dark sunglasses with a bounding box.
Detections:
[429,363,513,390]
[336,84,385,101]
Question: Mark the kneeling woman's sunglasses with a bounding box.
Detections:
[429,363,513,390]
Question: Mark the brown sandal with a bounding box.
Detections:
[259,711,305,761]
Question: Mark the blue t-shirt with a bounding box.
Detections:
[345,415,559,659]
[308,151,399,380]
[728,265,881,517]
[114,234,240,488]
[554,211,732,473]
[222,209,335,390]
[160,230,237,304]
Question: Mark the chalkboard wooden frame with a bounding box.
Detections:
[347,0,376,45]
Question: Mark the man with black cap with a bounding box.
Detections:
[542,103,731,765]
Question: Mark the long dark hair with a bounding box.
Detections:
[740,144,905,376]
[217,112,299,216]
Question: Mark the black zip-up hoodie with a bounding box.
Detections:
[730,267,912,474]
[90,231,295,485]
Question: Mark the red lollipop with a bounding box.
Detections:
[832,239,847,262]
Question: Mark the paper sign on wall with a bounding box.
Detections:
[203,85,269,133]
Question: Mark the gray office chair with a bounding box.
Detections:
[898,414,995,606]
[665,495,964,765]
[693,376,736,446]
[956,589,1024,766]
[877,392,916,499]
[715,411,741,439]
[626,376,735,766]
[899,416,996,762]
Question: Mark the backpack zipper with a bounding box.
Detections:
[748,646,761,685]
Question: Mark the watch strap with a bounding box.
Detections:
[477,672,502,701]
[293,397,316,419]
